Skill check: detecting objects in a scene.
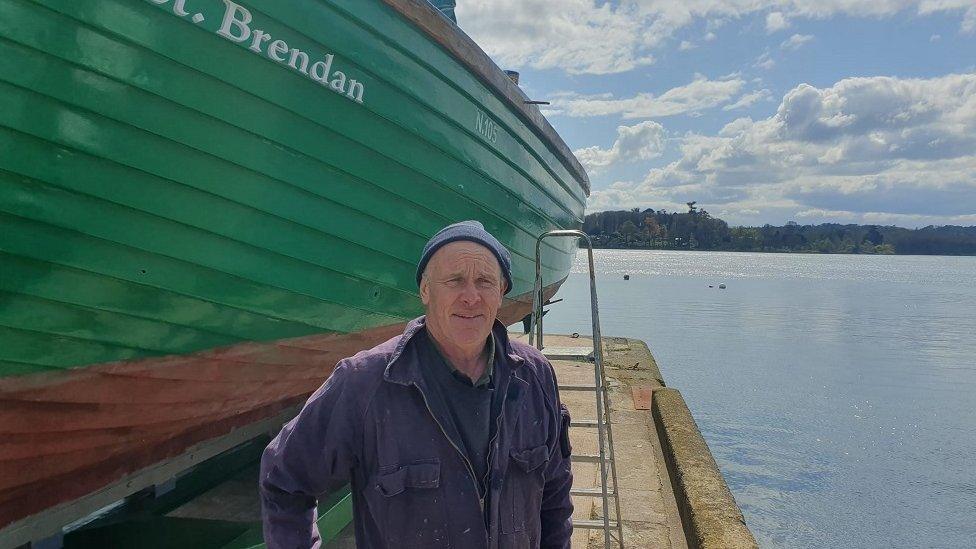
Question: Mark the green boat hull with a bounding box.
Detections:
[0,0,586,375]
[0,0,587,536]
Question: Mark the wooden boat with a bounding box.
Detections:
[0,0,588,541]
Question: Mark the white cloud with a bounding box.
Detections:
[456,1,975,75]
[781,34,814,50]
[754,52,776,70]
[963,6,976,34]
[585,73,976,226]
[723,89,773,111]
[679,40,696,51]
[586,184,687,214]
[704,32,718,42]
[929,34,942,41]
[766,12,790,33]
[794,208,976,227]
[453,0,654,75]
[548,75,745,118]
[575,121,667,174]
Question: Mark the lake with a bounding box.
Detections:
[543,250,976,549]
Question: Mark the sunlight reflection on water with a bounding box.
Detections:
[570,249,969,285]
[549,250,976,549]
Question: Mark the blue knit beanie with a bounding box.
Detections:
[416,221,513,294]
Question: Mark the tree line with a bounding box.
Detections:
[583,204,976,255]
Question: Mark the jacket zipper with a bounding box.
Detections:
[482,410,503,498]
[412,382,485,512]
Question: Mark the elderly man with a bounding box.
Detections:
[260,221,574,548]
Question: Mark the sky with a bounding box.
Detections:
[453,0,976,228]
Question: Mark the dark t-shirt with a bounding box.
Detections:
[420,332,498,497]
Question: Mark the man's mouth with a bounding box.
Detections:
[452,313,483,319]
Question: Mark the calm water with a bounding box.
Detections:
[543,250,976,549]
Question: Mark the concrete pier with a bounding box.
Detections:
[514,333,758,549]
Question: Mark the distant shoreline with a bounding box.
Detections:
[584,208,976,257]
[588,246,976,257]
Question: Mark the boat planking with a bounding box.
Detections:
[0,0,587,535]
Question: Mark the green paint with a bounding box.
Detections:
[215,490,354,549]
[0,0,584,376]
[59,437,357,547]
[314,492,354,544]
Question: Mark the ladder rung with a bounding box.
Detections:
[559,384,598,391]
[574,519,620,529]
[542,347,594,361]
[571,454,603,463]
[571,487,616,497]
[570,419,604,428]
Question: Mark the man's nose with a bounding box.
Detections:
[459,281,481,305]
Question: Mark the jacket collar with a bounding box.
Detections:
[383,316,525,386]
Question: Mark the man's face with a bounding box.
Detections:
[420,241,505,354]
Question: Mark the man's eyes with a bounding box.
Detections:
[441,277,497,288]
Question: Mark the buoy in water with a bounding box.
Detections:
[623,274,630,280]
[718,283,727,289]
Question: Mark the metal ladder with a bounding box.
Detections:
[529,230,624,549]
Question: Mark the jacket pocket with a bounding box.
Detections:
[375,461,440,496]
[367,460,451,547]
[500,444,549,535]
[511,444,549,473]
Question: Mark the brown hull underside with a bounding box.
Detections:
[0,285,560,530]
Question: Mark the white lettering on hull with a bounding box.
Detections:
[151,0,366,105]
[476,110,498,143]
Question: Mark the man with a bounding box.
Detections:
[260,221,574,548]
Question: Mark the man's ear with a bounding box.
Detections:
[420,275,431,305]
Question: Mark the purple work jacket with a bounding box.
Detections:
[259,317,574,549]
